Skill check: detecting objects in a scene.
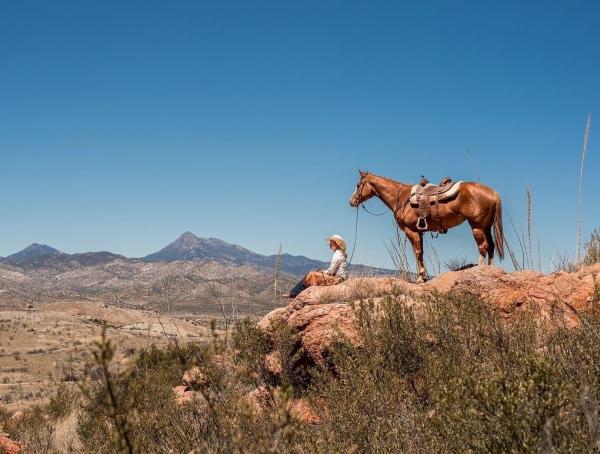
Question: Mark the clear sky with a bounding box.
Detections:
[1,1,598,271]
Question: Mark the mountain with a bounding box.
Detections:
[142,231,384,276]
[6,243,63,265]
[143,231,264,264]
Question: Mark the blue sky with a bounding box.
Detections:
[0,1,598,271]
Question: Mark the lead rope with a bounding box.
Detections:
[346,206,360,267]
[361,204,387,216]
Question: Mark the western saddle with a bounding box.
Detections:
[409,176,462,232]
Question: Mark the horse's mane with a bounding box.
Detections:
[367,173,411,187]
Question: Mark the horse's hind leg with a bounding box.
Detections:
[405,228,427,282]
[485,226,495,265]
[469,223,489,265]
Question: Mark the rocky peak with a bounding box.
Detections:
[6,243,63,265]
[172,231,202,251]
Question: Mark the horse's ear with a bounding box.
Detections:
[359,170,367,177]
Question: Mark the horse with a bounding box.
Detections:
[349,170,504,283]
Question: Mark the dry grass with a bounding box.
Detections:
[0,302,215,411]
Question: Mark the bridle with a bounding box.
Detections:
[354,174,409,217]
[347,174,414,266]
[347,175,389,266]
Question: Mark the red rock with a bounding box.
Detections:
[257,307,291,331]
[287,303,360,365]
[182,367,209,390]
[289,398,322,425]
[0,435,21,454]
[264,351,283,375]
[259,265,600,368]
[173,385,195,405]
[244,384,273,415]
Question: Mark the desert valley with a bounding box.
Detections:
[0,231,390,412]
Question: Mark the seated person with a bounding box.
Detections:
[286,234,349,298]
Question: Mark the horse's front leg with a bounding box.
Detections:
[405,228,427,283]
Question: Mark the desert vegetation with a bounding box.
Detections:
[3,277,600,452]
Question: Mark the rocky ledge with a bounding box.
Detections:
[259,264,600,368]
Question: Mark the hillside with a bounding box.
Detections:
[3,264,600,452]
[0,258,297,314]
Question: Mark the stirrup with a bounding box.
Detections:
[417,217,428,230]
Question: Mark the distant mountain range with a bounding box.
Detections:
[2,231,392,276]
[0,232,394,313]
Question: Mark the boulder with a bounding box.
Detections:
[243,384,273,415]
[289,398,322,425]
[0,435,21,454]
[182,367,209,390]
[264,351,283,375]
[287,303,360,365]
[173,385,195,406]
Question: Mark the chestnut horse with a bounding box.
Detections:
[349,171,504,282]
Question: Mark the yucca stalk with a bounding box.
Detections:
[576,114,592,264]
[527,186,533,269]
[274,243,282,299]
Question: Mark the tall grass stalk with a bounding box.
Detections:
[274,243,282,300]
[576,113,592,264]
[384,222,414,281]
[527,186,533,269]
[465,149,481,182]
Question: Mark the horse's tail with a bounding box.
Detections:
[493,192,505,260]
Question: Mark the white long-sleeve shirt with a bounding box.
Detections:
[323,250,348,280]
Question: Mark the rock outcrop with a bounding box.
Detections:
[0,434,22,454]
[259,264,600,368]
[173,366,210,406]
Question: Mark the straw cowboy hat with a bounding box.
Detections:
[326,234,346,252]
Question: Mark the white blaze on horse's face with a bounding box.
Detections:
[349,186,359,207]
[349,182,364,207]
[350,172,370,207]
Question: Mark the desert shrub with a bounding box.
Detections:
[304,292,600,452]
[72,324,305,453]
[443,255,473,271]
[10,290,600,453]
[47,384,80,420]
[233,317,312,391]
[76,333,225,453]
[584,229,600,266]
[2,405,55,452]
[231,317,271,383]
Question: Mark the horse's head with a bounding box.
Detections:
[349,170,376,207]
